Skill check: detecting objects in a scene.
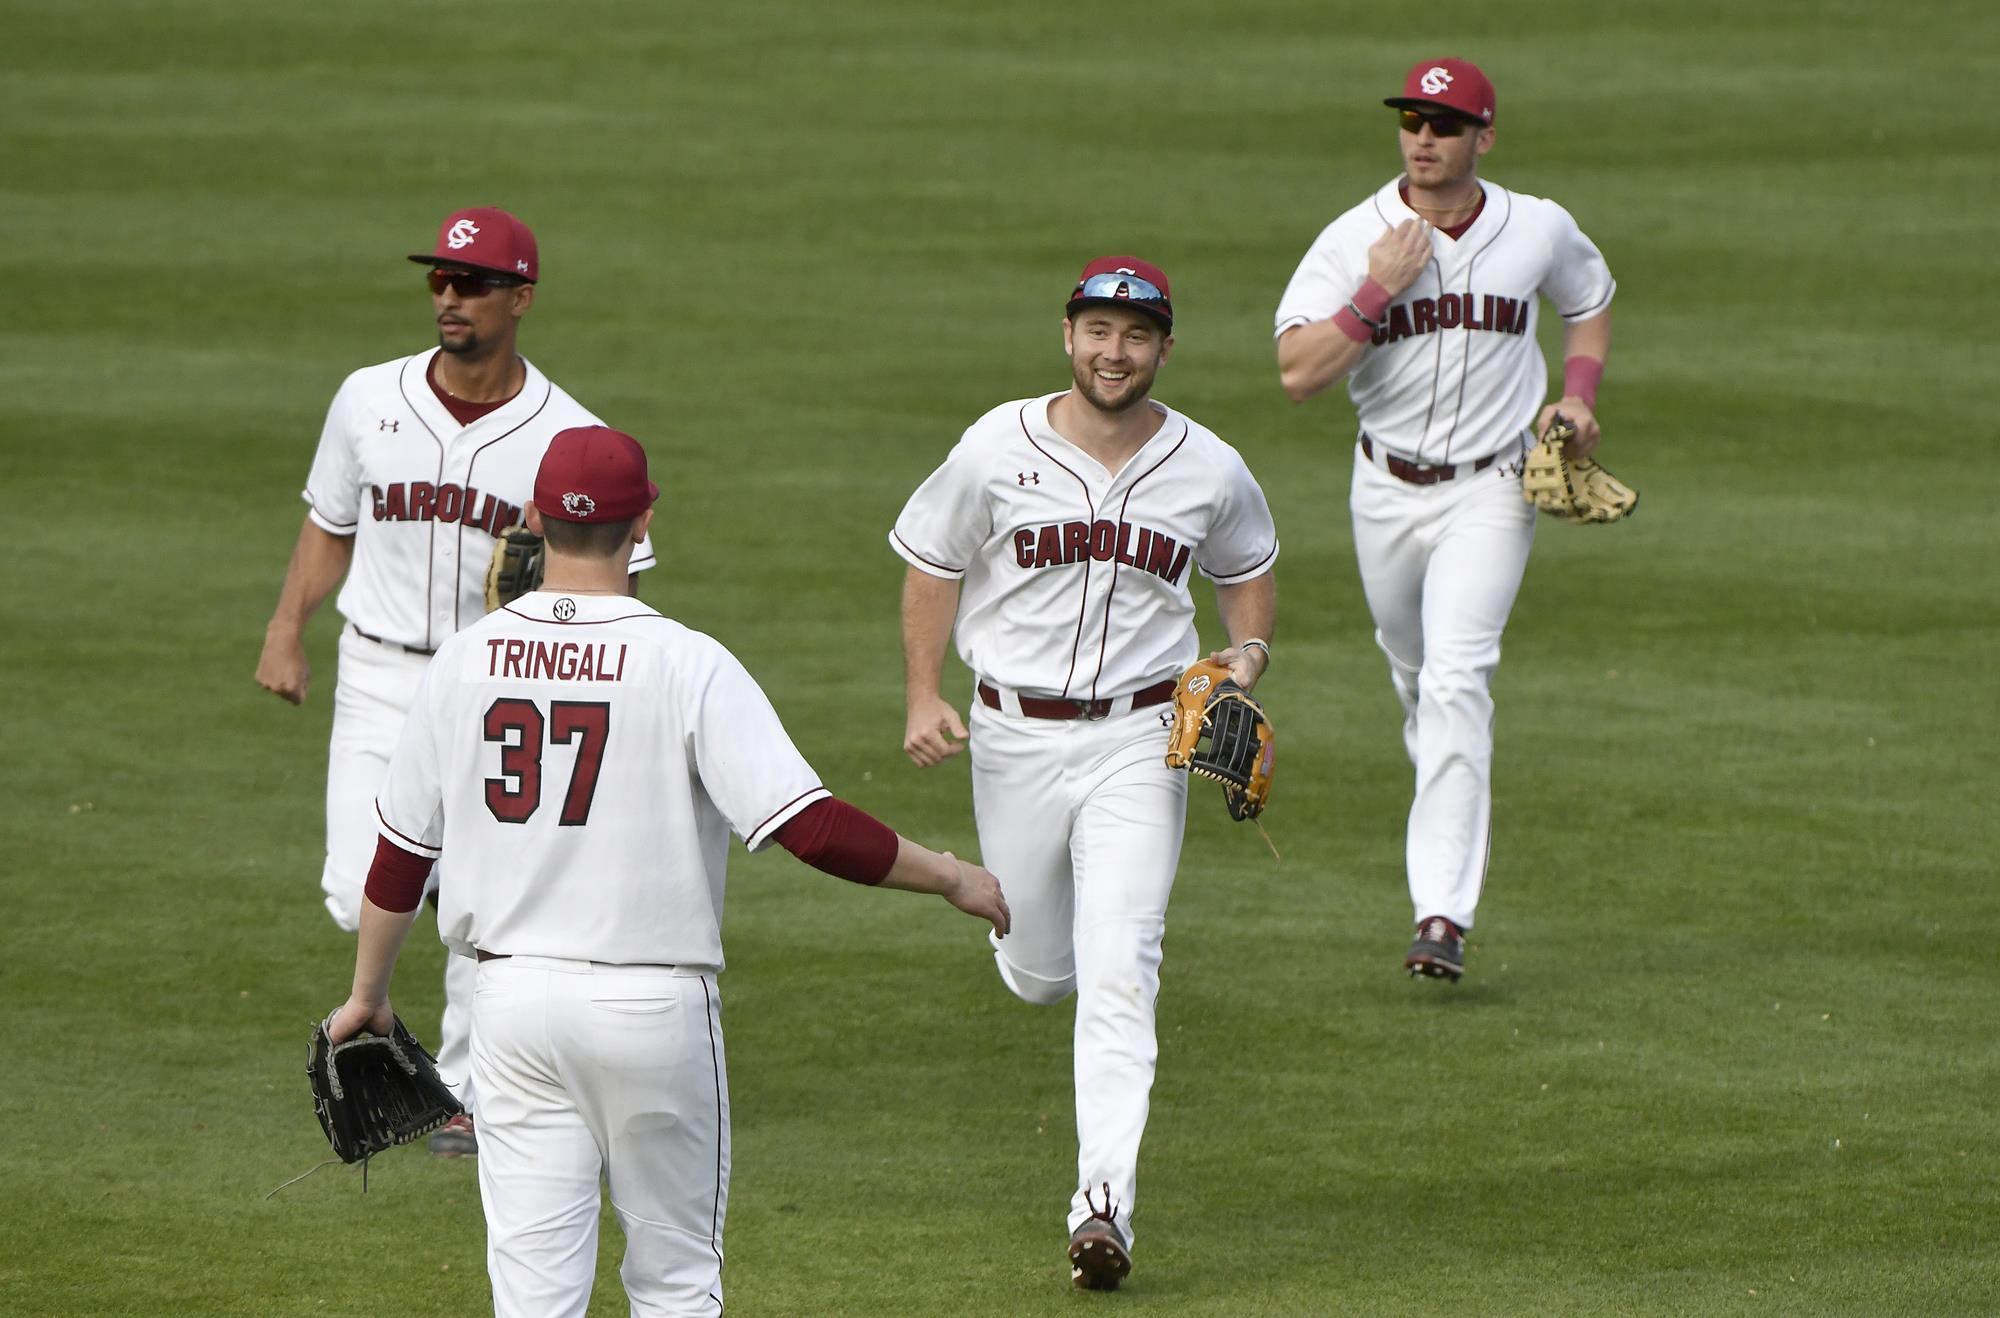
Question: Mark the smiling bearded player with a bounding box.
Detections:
[893,256,1280,1290]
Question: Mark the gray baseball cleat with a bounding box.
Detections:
[1405,916,1465,981]
[1068,1184,1132,1291]
[428,1113,477,1157]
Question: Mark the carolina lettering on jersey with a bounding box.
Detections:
[485,637,630,682]
[1011,519,1193,586]
[1370,293,1530,347]
[372,481,523,535]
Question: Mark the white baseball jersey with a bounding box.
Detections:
[303,348,658,650]
[1274,178,1615,465]
[890,393,1279,700]
[373,591,829,968]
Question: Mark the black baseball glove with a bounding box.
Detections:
[484,525,545,611]
[307,1014,462,1165]
[1164,659,1275,821]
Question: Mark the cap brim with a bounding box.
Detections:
[408,254,535,282]
[1066,297,1173,330]
[1383,96,1488,120]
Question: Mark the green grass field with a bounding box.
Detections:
[5,1,1998,1313]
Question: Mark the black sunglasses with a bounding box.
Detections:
[1397,107,1481,138]
[425,267,524,297]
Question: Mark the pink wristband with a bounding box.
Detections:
[1562,355,1604,409]
[1332,307,1374,343]
[1351,278,1391,323]
[1333,278,1394,344]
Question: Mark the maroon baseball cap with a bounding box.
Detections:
[534,427,658,523]
[1384,58,1496,125]
[408,207,539,282]
[1066,256,1173,332]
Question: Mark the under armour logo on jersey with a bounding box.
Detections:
[553,597,577,621]
[446,219,481,249]
[379,419,399,432]
[561,491,597,517]
[1017,472,1040,486]
[1419,66,1454,95]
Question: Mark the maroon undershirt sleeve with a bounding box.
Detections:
[362,835,435,913]
[772,797,898,885]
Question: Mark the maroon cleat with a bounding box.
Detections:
[428,1113,477,1158]
[1068,1183,1132,1291]
[1405,916,1466,981]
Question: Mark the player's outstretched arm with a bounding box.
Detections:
[901,567,968,767]
[774,799,1008,936]
[879,840,1010,937]
[256,515,355,705]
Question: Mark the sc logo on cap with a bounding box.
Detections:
[1420,66,1454,95]
[561,492,596,517]
[447,219,481,249]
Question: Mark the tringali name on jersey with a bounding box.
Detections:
[485,638,629,683]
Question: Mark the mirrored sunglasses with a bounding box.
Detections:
[1072,271,1168,305]
[1397,107,1480,137]
[425,267,523,297]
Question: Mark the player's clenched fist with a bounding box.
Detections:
[1367,218,1434,298]
[256,630,311,705]
[904,695,969,767]
[1535,398,1600,458]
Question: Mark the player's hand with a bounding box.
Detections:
[903,695,969,767]
[326,995,394,1044]
[1367,218,1434,298]
[1536,398,1601,459]
[940,852,1010,938]
[1208,644,1269,693]
[256,628,311,705]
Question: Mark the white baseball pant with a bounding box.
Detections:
[471,955,728,1318]
[325,626,476,1106]
[1348,443,1537,930]
[968,695,1187,1251]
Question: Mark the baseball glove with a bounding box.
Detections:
[484,525,545,611]
[306,1014,462,1165]
[1521,415,1639,523]
[1164,659,1274,821]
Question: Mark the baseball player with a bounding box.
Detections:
[1274,58,1616,981]
[325,425,1009,1318]
[892,257,1279,1290]
[255,207,655,1154]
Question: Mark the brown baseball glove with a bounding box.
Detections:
[1164,659,1273,821]
[1521,415,1638,523]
